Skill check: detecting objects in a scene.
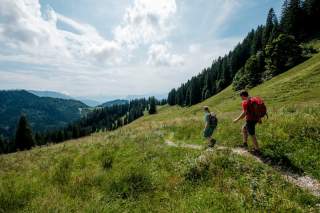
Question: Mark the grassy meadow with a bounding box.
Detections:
[1,42,320,212]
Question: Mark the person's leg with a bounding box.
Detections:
[204,128,215,148]
[206,136,214,147]
[251,135,259,150]
[207,136,211,145]
[242,125,248,146]
[247,121,259,151]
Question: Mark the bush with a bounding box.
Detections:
[264,34,303,80]
[302,46,318,57]
[184,155,210,182]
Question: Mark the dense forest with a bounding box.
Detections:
[0,97,166,154]
[168,0,320,106]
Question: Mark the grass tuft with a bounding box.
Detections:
[106,165,153,199]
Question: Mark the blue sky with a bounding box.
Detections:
[0,0,283,101]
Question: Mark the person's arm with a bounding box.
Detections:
[233,111,246,123]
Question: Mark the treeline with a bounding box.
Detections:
[168,0,320,106]
[0,97,166,154]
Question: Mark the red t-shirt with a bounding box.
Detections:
[242,97,260,121]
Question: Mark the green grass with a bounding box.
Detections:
[1,41,320,212]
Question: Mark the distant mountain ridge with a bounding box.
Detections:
[28,90,74,100]
[0,90,88,138]
[125,93,167,100]
[99,99,129,107]
[28,90,100,107]
[78,99,101,107]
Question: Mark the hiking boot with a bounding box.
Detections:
[208,138,216,148]
[250,149,261,156]
[239,143,248,149]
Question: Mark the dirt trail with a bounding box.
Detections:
[164,140,320,197]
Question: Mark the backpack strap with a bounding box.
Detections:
[246,97,253,115]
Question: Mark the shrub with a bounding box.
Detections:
[184,154,211,182]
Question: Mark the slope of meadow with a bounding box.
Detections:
[1,42,320,212]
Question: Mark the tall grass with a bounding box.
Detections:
[0,42,320,212]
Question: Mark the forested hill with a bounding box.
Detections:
[168,0,320,107]
[0,90,87,138]
[28,90,74,100]
[99,99,129,108]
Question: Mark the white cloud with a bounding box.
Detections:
[0,0,122,65]
[0,0,181,67]
[147,43,184,66]
[0,0,248,98]
[113,0,177,48]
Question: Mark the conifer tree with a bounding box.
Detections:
[168,89,176,105]
[303,0,320,36]
[263,8,279,46]
[252,26,264,54]
[15,115,34,150]
[281,0,304,40]
[0,135,5,154]
[148,96,157,114]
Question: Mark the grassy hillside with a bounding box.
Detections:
[1,43,320,212]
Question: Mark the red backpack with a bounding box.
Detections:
[247,97,268,121]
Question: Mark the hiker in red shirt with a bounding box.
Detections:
[233,90,261,155]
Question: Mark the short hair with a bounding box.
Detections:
[203,106,210,112]
[239,90,249,97]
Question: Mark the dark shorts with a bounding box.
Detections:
[244,120,257,136]
[203,127,214,138]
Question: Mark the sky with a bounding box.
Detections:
[0,0,283,101]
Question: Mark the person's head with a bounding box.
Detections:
[203,106,210,113]
[239,90,249,100]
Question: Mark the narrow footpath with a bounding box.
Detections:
[165,140,320,197]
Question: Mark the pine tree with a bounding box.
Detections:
[72,125,80,138]
[185,87,191,106]
[57,130,64,142]
[0,135,5,153]
[189,78,200,105]
[281,0,304,40]
[148,97,157,114]
[34,132,44,145]
[303,0,320,36]
[252,26,264,55]
[15,115,34,150]
[263,8,279,46]
[168,89,176,105]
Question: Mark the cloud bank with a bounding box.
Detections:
[0,0,244,98]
